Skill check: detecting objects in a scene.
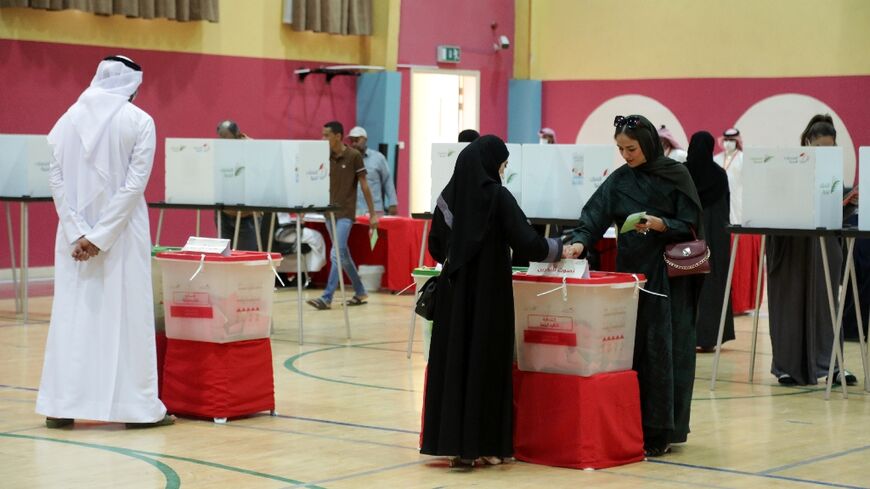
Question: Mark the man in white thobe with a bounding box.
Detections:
[36,56,170,428]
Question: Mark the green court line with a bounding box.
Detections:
[0,433,181,489]
[0,432,327,489]
[283,341,418,393]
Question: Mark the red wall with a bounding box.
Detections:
[394,0,515,215]
[0,39,356,267]
[542,76,870,166]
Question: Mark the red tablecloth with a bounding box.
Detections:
[595,238,617,272]
[730,234,764,314]
[162,338,274,420]
[155,332,166,398]
[308,216,436,292]
[513,367,644,469]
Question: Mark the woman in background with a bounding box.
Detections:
[766,114,857,386]
[686,131,734,352]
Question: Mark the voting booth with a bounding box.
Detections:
[164,138,330,207]
[429,143,522,210]
[742,147,844,229]
[521,144,616,220]
[0,134,52,197]
[859,147,870,230]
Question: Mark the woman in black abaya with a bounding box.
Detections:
[421,135,562,467]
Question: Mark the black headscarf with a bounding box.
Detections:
[617,115,705,237]
[686,131,729,208]
[436,135,509,276]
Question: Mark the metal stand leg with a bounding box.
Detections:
[5,203,20,313]
[710,234,739,390]
[544,224,551,239]
[20,203,28,323]
[195,210,201,237]
[825,238,856,399]
[849,251,870,393]
[406,292,419,359]
[267,214,276,253]
[748,235,767,383]
[253,214,263,252]
[296,214,305,345]
[233,211,242,250]
[217,211,223,239]
[155,209,165,246]
[329,212,351,339]
[418,219,430,268]
[819,236,848,399]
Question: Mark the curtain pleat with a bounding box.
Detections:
[0,0,219,22]
[291,0,370,35]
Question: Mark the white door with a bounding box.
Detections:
[410,69,480,213]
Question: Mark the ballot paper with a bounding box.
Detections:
[620,212,646,234]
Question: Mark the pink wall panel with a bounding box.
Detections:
[542,76,870,163]
[0,39,356,267]
[394,0,515,215]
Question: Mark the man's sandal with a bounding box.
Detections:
[345,296,368,306]
[306,298,331,310]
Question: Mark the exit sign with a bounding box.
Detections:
[437,45,461,63]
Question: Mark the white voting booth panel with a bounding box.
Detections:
[860,147,870,230]
[165,138,329,207]
[521,144,615,220]
[165,138,216,204]
[742,147,843,229]
[429,143,522,211]
[0,134,52,197]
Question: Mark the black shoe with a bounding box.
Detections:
[644,444,671,457]
[777,374,799,385]
[831,370,858,386]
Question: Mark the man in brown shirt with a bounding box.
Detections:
[307,121,378,309]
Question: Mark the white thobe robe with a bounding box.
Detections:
[714,150,744,224]
[36,103,166,423]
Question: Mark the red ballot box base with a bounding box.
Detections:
[162,338,275,420]
[513,366,644,469]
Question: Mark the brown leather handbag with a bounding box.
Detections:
[663,228,711,277]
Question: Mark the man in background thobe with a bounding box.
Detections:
[36,56,172,428]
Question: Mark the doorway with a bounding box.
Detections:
[409,69,480,213]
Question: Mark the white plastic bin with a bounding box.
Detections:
[512,271,645,377]
[155,251,282,343]
[359,265,385,292]
[151,246,182,332]
[412,267,439,361]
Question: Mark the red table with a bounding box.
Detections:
[513,367,644,469]
[161,338,275,422]
[308,216,436,292]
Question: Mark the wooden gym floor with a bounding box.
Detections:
[1,281,870,488]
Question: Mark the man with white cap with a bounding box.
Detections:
[348,126,398,216]
[37,55,172,429]
[713,128,744,224]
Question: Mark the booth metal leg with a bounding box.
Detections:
[819,236,848,399]
[296,214,305,345]
[5,203,20,313]
[710,234,740,391]
[20,203,29,323]
[748,235,767,383]
[329,212,352,340]
[155,209,165,246]
[195,210,201,237]
[233,211,242,250]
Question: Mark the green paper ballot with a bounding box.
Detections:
[369,228,379,250]
[620,212,647,234]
